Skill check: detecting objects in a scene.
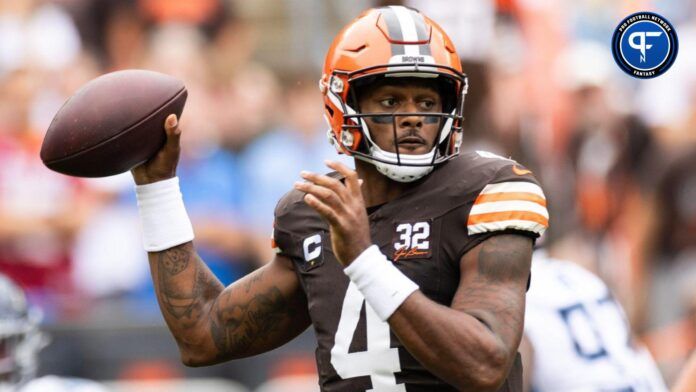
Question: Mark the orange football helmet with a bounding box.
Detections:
[320,6,468,182]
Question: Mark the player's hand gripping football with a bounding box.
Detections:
[295,161,371,266]
[131,114,181,185]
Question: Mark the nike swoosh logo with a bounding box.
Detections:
[512,165,532,176]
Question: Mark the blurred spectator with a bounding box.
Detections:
[103,1,147,71]
[637,22,696,146]
[643,145,696,382]
[0,0,81,76]
[71,174,148,300]
[138,0,225,30]
[536,40,662,331]
[175,121,256,283]
[407,0,495,62]
[207,16,257,82]
[406,0,495,140]
[0,68,97,320]
[238,74,353,237]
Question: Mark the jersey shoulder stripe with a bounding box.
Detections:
[468,181,548,236]
[477,180,545,197]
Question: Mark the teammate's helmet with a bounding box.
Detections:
[321,6,468,182]
[0,275,45,390]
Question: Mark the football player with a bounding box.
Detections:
[0,274,107,392]
[131,6,548,391]
[520,251,667,392]
[0,274,45,391]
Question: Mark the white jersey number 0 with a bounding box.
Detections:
[330,282,406,391]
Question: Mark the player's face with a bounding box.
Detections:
[357,80,443,155]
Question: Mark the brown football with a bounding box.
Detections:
[40,69,187,177]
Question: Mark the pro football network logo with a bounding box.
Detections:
[611,12,678,79]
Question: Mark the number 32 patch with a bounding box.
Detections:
[392,221,432,261]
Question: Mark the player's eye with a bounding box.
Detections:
[419,100,435,110]
[380,98,397,108]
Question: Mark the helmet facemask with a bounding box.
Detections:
[326,65,468,182]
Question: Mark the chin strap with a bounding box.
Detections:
[363,144,435,182]
[374,161,434,183]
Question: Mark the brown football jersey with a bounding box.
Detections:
[272,151,548,392]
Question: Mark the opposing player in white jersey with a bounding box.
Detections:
[520,251,667,392]
[0,274,108,392]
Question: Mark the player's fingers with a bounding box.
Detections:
[164,114,181,152]
[294,181,343,210]
[325,160,361,198]
[300,171,348,200]
[303,194,339,225]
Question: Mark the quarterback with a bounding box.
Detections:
[131,6,548,392]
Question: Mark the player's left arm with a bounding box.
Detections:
[388,234,532,391]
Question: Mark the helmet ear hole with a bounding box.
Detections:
[341,130,362,152]
[336,130,362,155]
[325,105,335,118]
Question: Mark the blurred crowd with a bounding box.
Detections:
[0,0,694,389]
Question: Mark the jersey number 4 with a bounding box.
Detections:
[330,282,406,391]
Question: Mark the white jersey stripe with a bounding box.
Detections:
[479,181,545,198]
[467,219,547,235]
[470,200,549,219]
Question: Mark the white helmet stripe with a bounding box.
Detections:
[410,9,429,42]
[391,6,421,56]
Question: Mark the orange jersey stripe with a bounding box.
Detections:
[474,192,547,207]
[468,211,549,227]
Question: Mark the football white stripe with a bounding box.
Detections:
[479,181,545,198]
[467,220,547,235]
[470,200,549,219]
[391,6,420,56]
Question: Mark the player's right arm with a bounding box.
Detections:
[149,244,310,366]
[132,114,310,366]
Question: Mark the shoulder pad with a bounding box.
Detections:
[272,176,333,258]
[464,151,548,237]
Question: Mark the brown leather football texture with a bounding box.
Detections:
[41,69,187,177]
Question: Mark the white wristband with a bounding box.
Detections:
[135,177,194,252]
[344,245,419,321]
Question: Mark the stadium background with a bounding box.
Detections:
[0,0,694,390]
